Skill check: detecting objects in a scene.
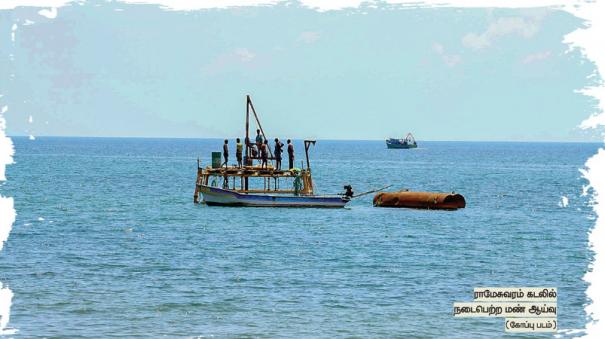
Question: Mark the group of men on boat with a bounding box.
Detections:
[222,128,295,170]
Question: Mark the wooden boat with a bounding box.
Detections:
[193,95,351,208]
[199,185,348,207]
[386,133,417,149]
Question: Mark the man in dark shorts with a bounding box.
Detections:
[260,139,268,169]
[274,138,283,170]
[222,139,229,168]
[236,138,243,168]
[287,139,295,169]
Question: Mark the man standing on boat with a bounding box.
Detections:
[255,129,263,150]
[260,139,269,169]
[222,139,229,168]
[274,138,283,170]
[244,137,250,165]
[287,139,295,170]
[236,138,243,168]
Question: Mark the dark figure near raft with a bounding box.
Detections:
[287,139,295,169]
[236,138,243,168]
[260,139,269,169]
[222,139,229,167]
[343,185,354,199]
[274,138,284,170]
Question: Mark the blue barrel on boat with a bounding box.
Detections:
[211,152,222,168]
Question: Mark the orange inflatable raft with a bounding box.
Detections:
[373,191,466,210]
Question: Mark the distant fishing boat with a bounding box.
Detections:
[193,95,352,208]
[386,133,417,149]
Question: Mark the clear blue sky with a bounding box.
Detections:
[1,2,601,141]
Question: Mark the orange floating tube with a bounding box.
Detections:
[373,191,466,210]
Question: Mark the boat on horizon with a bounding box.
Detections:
[193,95,352,208]
[386,133,418,149]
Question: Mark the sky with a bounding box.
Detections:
[0,1,602,141]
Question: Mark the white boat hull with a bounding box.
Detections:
[199,185,348,208]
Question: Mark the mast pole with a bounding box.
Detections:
[247,96,273,158]
[304,141,311,171]
[304,140,315,171]
[245,95,250,159]
[244,96,250,190]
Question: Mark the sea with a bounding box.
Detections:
[0,137,601,338]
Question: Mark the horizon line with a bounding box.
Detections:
[7,135,604,144]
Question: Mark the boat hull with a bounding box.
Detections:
[386,142,417,149]
[386,137,417,149]
[199,185,349,208]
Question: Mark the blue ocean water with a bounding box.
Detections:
[0,137,600,338]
